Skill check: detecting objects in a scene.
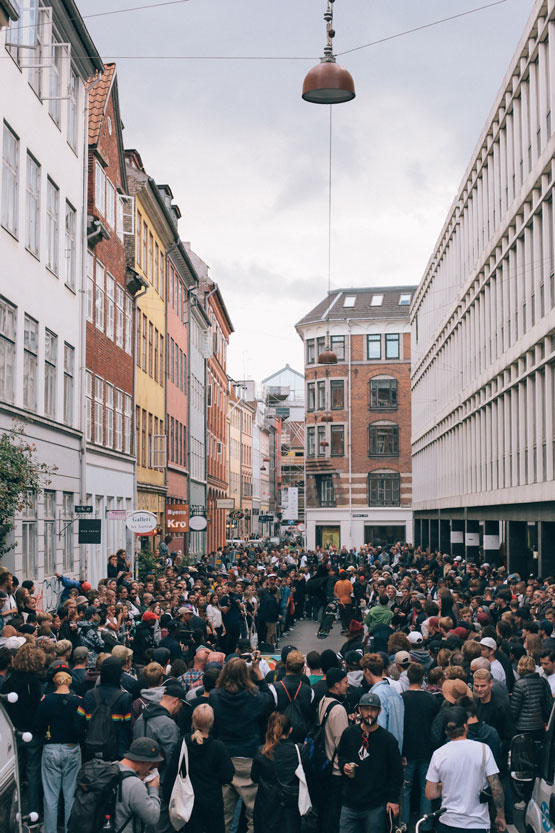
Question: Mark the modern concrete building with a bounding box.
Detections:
[297,287,415,550]
[411,0,555,576]
[0,1,102,581]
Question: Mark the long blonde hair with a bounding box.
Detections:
[191,703,214,744]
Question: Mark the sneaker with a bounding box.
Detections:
[513,802,526,811]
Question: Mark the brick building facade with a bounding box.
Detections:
[296,287,416,550]
[85,65,135,586]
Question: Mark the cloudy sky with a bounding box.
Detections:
[79,0,536,382]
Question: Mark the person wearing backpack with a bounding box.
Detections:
[269,650,315,742]
[69,737,164,833]
[315,668,349,833]
[80,656,133,761]
[133,678,189,787]
[251,712,307,833]
[34,664,86,833]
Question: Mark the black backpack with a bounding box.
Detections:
[279,680,308,743]
[68,759,136,833]
[302,700,341,780]
[83,689,121,762]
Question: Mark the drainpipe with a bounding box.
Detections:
[79,70,103,578]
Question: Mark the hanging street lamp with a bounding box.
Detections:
[302,0,355,105]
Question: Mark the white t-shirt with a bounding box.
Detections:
[490,658,506,685]
[426,739,499,829]
[540,669,555,696]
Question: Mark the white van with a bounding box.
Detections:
[511,713,555,833]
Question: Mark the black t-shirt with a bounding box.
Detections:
[401,689,440,759]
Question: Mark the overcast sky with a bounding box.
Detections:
[80,0,536,382]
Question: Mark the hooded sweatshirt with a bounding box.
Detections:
[133,702,179,782]
[409,648,434,672]
[209,681,275,758]
[130,685,165,729]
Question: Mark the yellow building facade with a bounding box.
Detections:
[126,151,169,537]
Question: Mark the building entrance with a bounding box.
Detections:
[364,525,406,546]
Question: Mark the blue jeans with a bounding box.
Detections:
[41,743,81,833]
[402,759,433,828]
[339,804,387,833]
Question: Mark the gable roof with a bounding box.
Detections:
[296,286,418,328]
[261,364,304,385]
[87,64,128,192]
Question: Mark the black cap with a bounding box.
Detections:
[445,706,468,730]
[125,738,164,763]
[163,679,187,701]
[326,668,347,689]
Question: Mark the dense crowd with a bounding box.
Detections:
[1,541,554,833]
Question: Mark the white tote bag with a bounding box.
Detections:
[169,738,195,829]
[294,744,312,817]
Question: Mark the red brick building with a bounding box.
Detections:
[296,287,416,550]
[85,65,137,586]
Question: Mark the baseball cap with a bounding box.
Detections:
[479,637,497,651]
[428,616,440,629]
[163,679,187,701]
[281,645,297,662]
[407,631,423,645]
[4,636,25,650]
[125,738,164,763]
[445,706,469,730]
[142,611,159,623]
[73,646,89,662]
[80,581,92,593]
[358,692,381,708]
[177,606,193,616]
[348,620,363,635]
[452,627,469,641]
[326,667,347,689]
[394,650,411,668]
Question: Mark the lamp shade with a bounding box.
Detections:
[302,59,355,104]
[318,349,338,364]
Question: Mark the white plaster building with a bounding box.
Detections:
[0,2,102,581]
[411,0,555,576]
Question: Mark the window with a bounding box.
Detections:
[142,221,147,274]
[124,394,132,453]
[86,252,94,322]
[124,296,132,354]
[148,232,153,281]
[67,69,78,150]
[44,490,56,575]
[95,262,105,332]
[0,297,16,403]
[95,161,106,215]
[369,378,398,410]
[48,37,62,126]
[141,313,147,370]
[23,315,38,411]
[159,335,164,380]
[136,211,142,266]
[385,333,400,360]
[148,321,153,376]
[115,389,123,451]
[154,242,159,293]
[22,492,37,578]
[330,379,344,409]
[307,382,315,411]
[316,475,335,507]
[371,294,384,306]
[46,178,59,273]
[317,425,326,456]
[307,426,315,457]
[369,423,399,456]
[330,424,344,456]
[316,337,325,358]
[317,380,326,411]
[64,202,76,289]
[330,335,345,361]
[368,472,400,506]
[306,339,315,365]
[105,273,115,340]
[44,329,57,418]
[115,285,124,348]
[2,123,19,237]
[105,382,114,448]
[94,376,103,444]
[25,153,40,256]
[62,492,74,570]
[343,295,356,307]
[63,343,74,425]
[116,193,124,240]
[85,370,92,441]
[367,334,381,360]
[105,179,115,228]
[399,294,411,305]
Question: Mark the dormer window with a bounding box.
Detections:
[371,294,383,306]
[343,295,356,307]
[399,294,411,305]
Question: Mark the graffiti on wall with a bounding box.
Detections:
[35,576,63,612]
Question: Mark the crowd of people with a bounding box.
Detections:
[1,540,554,833]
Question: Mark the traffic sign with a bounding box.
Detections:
[297,523,306,532]
[75,505,93,514]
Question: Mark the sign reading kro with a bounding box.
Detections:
[166,504,189,532]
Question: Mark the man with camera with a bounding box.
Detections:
[425,706,506,833]
[219,583,244,655]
